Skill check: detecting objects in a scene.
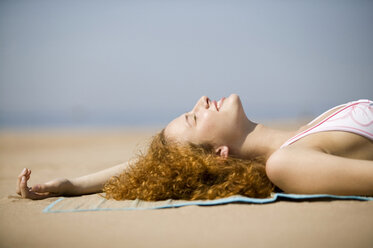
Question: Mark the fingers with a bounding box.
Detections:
[20,175,30,198]
[17,168,61,200]
[19,175,58,200]
[16,168,28,195]
[25,168,31,180]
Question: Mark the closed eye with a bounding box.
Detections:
[185,113,196,127]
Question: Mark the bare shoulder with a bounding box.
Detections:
[265,148,303,188]
[265,147,307,171]
[265,148,299,181]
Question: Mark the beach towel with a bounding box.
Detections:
[43,193,373,213]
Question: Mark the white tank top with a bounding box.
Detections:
[280,99,373,148]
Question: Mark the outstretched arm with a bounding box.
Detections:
[266,148,373,196]
[16,161,132,200]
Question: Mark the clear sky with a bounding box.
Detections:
[0,0,372,128]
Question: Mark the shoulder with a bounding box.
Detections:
[265,148,295,184]
[266,148,303,173]
[265,147,323,193]
[266,149,286,176]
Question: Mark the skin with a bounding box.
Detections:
[16,168,69,200]
[165,94,373,195]
[16,95,373,199]
[165,95,373,160]
[164,94,297,160]
[164,94,256,157]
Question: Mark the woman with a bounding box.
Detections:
[16,94,373,200]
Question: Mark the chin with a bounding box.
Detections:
[229,93,240,100]
[231,94,248,120]
[227,94,243,109]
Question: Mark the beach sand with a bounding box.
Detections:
[0,125,372,248]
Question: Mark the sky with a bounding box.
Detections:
[0,0,372,128]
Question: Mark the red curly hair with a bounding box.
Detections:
[103,129,274,200]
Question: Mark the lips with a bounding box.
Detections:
[207,97,225,111]
[212,100,218,111]
[217,97,225,111]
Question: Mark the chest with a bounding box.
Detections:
[292,131,373,160]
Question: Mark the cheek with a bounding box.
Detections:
[198,112,216,131]
[196,112,227,142]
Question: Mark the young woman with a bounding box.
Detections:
[16,95,373,200]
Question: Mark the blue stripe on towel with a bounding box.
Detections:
[43,193,373,213]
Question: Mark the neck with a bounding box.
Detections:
[235,123,297,161]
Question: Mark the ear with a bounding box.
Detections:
[215,146,229,159]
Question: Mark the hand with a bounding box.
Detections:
[16,168,74,200]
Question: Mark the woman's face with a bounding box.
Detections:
[164,94,249,148]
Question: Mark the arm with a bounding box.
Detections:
[16,160,132,200]
[266,148,373,196]
[69,161,131,195]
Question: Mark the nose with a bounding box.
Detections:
[192,96,209,112]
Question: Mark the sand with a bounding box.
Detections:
[0,127,372,248]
